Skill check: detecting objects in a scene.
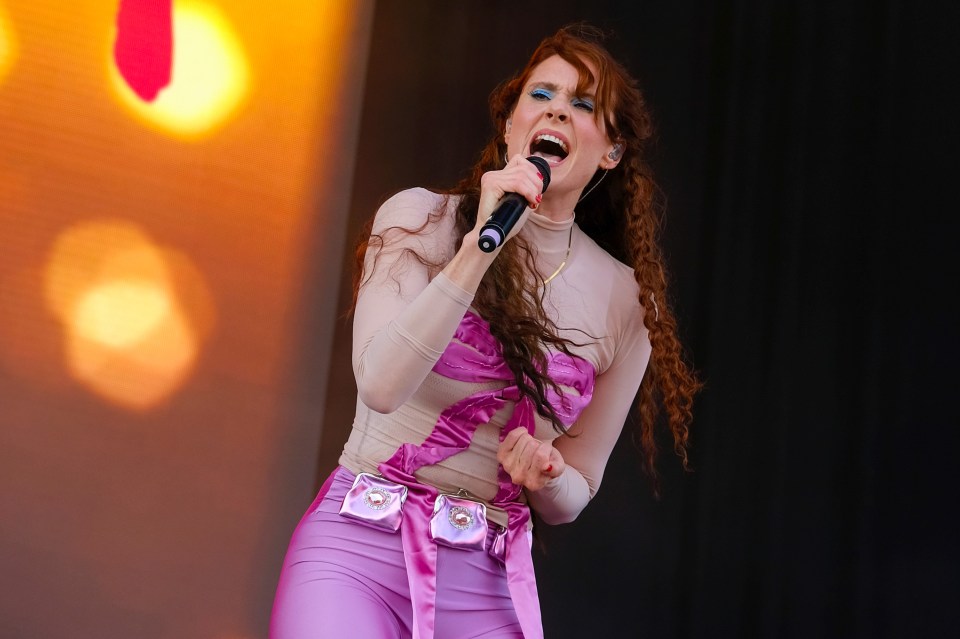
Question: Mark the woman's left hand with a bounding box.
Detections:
[497,428,565,491]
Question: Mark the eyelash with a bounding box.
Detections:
[528,89,595,113]
[573,98,595,113]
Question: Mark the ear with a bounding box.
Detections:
[504,118,512,142]
[602,141,624,169]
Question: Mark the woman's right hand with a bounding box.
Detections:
[471,154,547,244]
[443,155,545,293]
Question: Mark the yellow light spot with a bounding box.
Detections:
[44,221,215,410]
[73,282,171,348]
[66,298,196,410]
[109,1,250,138]
[0,3,18,85]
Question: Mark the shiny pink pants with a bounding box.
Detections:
[270,468,524,638]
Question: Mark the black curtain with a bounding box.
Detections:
[319,1,958,637]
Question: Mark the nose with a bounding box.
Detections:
[546,101,569,122]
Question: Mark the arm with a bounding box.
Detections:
[352,189,487,413]
[501,309,651,524]
[354,160,545,413]
[525,334,651,524]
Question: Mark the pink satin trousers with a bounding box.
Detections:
[269,468,525,639]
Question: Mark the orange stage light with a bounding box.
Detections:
[0,3,17,85]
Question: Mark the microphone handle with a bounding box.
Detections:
[478,194,527,253]
[477,156,551,253]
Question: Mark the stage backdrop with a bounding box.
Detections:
[322,2,958,639]
[0,1,373,637]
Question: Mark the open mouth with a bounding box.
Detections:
[529,133,569,165]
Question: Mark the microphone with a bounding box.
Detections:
[477,156,551,253]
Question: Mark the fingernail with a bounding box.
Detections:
[545,464,553,472]
[536,194,542,202]
[537,171,544,181]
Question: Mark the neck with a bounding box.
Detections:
[535,193,577,222]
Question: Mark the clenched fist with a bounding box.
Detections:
[497,428,565,491]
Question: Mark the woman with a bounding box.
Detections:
[271,25,700,639]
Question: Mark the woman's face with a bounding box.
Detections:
[505,54,620,203]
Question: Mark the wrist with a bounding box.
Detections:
[443,231,497,291]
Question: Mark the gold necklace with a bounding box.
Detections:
[541,225,574,286]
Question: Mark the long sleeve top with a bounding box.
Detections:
[339,187,651,527]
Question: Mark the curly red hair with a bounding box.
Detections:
[448,25,702,492]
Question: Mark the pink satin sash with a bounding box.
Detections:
[378,311,596,639]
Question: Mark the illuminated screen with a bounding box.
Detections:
[0,1,371,635]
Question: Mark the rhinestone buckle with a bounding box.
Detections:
[363,487,392,510]
[448,505,474,530]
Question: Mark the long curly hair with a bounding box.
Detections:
[355,25,701,493]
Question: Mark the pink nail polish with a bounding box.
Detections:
[536,194,542,202]
[537,171,544,181]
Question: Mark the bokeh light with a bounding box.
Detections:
[73,282,171,348]
[109,1,250,138]
[0,3,18,85]
[44,220,215,410]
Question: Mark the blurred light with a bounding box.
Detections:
[73,282,170,348]
[0,3,17,85]
[66,294,196,410]
[109,1,250,138]
[44,220,215,410]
